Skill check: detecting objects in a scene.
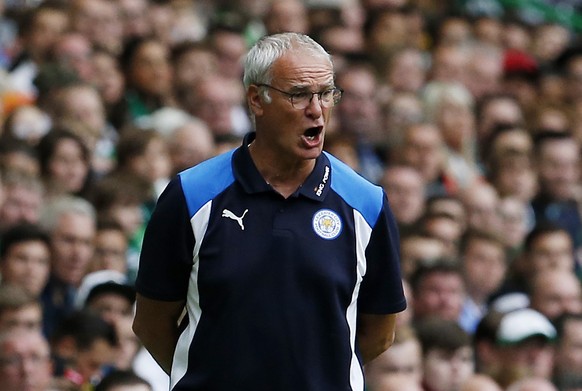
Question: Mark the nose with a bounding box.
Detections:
[305,93,323,117]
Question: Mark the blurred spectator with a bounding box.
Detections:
[475,93,524,148]
[334,61,385,182]
[460,374,502,391]
[503,222,575,295]
[488,308,556,388]
[463,43,504,100]
[458,181,501,235]
[50,31,94,83]
[48,82,116,175]
[6,1,69,98]
[36,128,93,200]
[422,81,479,175]
[89,173,151,283]
[415,317,474,391]
[0,139,40,177]
[531,131,582,254]
[0,328,53,391]
[0,170,43,234]
[506,377,558,391]
[529,269,582,322]
[90,220,129,276]
[0,284,42,332]
[39,195,96,338]
[171,40,218,99]
[95,369,153,391]
[91,48,126,130]
[397,122,454,197]
[118,36,175,126]
[383,46,427,95]
[410,261,466,324]
[119,0,152,42]
[497,196,532,260]
[181,74,250,139]
[0,223,50,297]
[70,0,124,55]
[364,325,423,390]
[166,118,217,176]
[459,229,507,333]
[400,234,446,279]
[553,313,582,389]
[207,22,248,80]
[50,309,118,390]
[381,165,426,235]
[113,127,171,200]
[263,0,309,35]
[420,211,464,259]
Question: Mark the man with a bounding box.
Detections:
[553,313,582,389]
[0,328,53,391]
[133,32,406,390]
[39,196,97,337]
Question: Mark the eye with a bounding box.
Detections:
[321,89,335,100]
[291,91,312,101]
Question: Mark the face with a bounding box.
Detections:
[497,339,555,379]
[92,51,125,104]
[532,272,582,321]
[423,346,474,391]
[51,212,95,286]
[127,138,171,183]
[93,229,128,274]
[174,49,217,87]
[47,138,89,194]
[1,240,50,297]
[0,186,43,229]
[437,100,475,153]
[0,331,52,391]
[250,49,335,164]
[529,231,574,273]
[401,124,444,182]
[0,305,43,332]
[382,167,425,225]
[129,40,172,96]
[414,272,465,322]
[424,217,463,258]
[62,87,106,134]
[462,239,506,298]
[555,318,582,374]
[365,339,423,386]
[537,138,580,200]
[88,293,133,323]
[336,68,381,138]
[54,34,93,81]
[192,78,239,136]
[76,339,116,384]
[27,9,69,59]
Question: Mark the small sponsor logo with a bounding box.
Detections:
[312,209,342,240]
[315,165,330,197]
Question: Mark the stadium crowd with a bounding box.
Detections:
[0,0,581,390]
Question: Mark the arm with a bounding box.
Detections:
[357,313,397,364]
[132,293,186,374]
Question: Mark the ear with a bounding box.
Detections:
[247,85,264,117]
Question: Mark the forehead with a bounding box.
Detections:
[271,49,334,87]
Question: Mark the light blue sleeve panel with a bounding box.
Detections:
[325,152,384,228]
[178,150,236,218]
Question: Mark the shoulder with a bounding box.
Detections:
[326,152,385,226]
[177,150,236,216]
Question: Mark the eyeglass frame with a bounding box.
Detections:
[255,84,343,109]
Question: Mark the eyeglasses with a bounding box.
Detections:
[256,84,343,109]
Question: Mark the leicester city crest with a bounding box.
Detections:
[312,209,342,240]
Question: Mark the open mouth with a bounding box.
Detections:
[304,126,323,141]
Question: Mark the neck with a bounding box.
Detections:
[248,142,316,198]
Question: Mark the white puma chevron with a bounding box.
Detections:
[221,209,249,230]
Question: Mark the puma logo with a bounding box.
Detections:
[222,209,249,230]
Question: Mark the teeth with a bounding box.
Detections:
[307,135,315,141]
